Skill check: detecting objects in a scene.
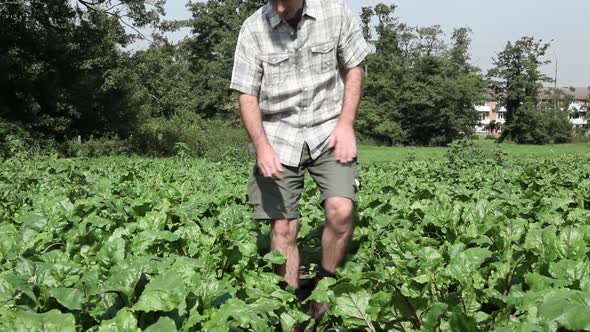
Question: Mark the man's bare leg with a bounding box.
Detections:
[271,219,300,288]
[321,197,354,273]
[309,197,354,321]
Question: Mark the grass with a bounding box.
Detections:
[358,139,590,163]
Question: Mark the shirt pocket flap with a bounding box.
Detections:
[260,53,289,65]
[311,41,335,54]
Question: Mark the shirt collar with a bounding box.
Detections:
[265,0,317,30]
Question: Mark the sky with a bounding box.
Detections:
[141,0,590,87]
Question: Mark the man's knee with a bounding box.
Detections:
[324,197,354,232]
[271,219,298,243]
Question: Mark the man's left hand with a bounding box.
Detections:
[328,123,356,163]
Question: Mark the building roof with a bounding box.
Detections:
[541,87,590,101]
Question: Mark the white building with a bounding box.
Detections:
[541,87,589,129]
[476,88,590,134]
[475,101,507,135]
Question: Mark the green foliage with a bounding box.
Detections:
[487,37,561,144]
[444,139,507,171]
[360,4,485,146]
[126,40,200,119]
[131,116,250,161]
[0,119,34,159]
[0,118,59,159]
[0,1,154,140]
[2,151,590,330]
[61,135,132,158]
[182,0,264,117]
[501,102,572,144]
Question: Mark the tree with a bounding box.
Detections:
[127,38,199,118]
[486,37,568,143]
[179,0,265,118]
[0,0,165,140]
[359,3,484,146]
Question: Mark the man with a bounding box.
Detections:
[230,0,368,321]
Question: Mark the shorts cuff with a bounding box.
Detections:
[253,211,300,220]
[321,193,356,203]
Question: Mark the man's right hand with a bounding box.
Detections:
[256,144,284,180]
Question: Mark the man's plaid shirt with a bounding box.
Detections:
[230,0,369,167]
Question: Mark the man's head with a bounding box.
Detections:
[270,0,304,21]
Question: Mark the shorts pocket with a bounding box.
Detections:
[261,53,290,86]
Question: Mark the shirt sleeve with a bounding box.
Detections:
[230,25,263,96]
[337,3,370,70]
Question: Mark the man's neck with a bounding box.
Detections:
[285,3,304,28]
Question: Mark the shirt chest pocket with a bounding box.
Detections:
[261,53,290,86]
[311,41,336,74]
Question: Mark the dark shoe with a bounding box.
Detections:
[306,300,332,332]
[309,300,332,320]
[291,323,306,332]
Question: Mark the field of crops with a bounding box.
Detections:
[1,142,590,331]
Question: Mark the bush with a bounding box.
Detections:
[130,115,250,161]
[0,121,32,158]
[61,135,131,158]
[0,119,57,159]
[445,139,507,171]
[501,103,572,144]
[572,135,590,143]
[467,134,481,140]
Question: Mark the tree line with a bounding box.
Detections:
[0,0,574,159]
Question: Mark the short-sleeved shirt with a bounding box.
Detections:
[230,0,369,167]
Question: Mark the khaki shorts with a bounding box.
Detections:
[248,144,360,220]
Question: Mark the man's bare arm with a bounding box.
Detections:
[328,65,364,163]
[239,93,284,179]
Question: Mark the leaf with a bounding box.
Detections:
[304,277,336,303]
[446,247,492,283]
[97,308,140,332]
[237,241,257,258]
[262,250,286,265]
[421,302,447,331]
[17,213,50,251]
[202,298,271,331]
[548,259,588,285]
[538,294,590,330]
[524,272,570,292]
[333,290,375,330]
[279,311,310,332]
[3,271,37,305]
[5,310,76,332]
[97,237,126,271]
[102,262,147,305]
[416,247,444,269]
[527,225,560,261]
[449,307,479,332]
[49,287,84,310]
[556,226,587,260]
[130,230,180,253]
[133,271,186,314]
[144,317,177,332]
